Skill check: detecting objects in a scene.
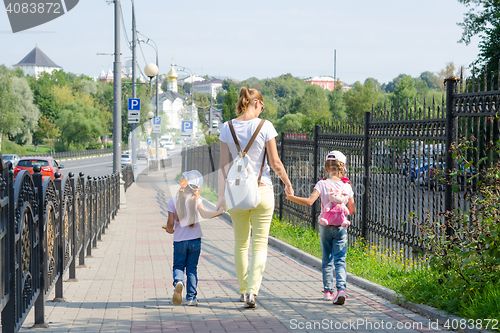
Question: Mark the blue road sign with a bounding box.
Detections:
[182,121,193,135]
[147,137,152,145]
[128,98,141,111]
[153,116,161,125]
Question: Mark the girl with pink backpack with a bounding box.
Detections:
[286,151,356,305]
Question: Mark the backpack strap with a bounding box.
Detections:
[228,120,241,154]
[243,119,266,155]
[228,119,267,184]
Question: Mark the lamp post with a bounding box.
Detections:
[112,0,121,174]
[141,37,160,169]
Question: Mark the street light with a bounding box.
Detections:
[174,65,196,142]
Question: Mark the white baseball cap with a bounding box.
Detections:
[182,170,203,190]
[326,151,347,171]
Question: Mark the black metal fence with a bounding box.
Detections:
[182,78,499,259]
[23,146,129,160]
[0,158,121,332]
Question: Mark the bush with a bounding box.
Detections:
[409,135,500,305]
[1,139,27,155]
[86,142,102,150]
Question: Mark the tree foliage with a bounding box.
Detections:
[222,85,238,122]
[344,78,381,122]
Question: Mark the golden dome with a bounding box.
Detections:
[167,64,178,82]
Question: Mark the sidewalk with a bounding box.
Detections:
[19,165,447,333]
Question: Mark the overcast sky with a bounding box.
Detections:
[0,0,480,85]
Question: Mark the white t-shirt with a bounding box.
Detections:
[314,179,354,208]
[219,118,278,186]
[167,196,203,242]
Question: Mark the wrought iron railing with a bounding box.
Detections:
[23,146,129,160]
[182,78,500,260]
[0,159,120,332]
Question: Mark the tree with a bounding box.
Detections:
[275,113,306,133]
[10,76,40,145]
[437,62,457,82]
[56,101,104,150]
[222,85,238,122]
[0,72,19,147]
[392,75,417,106]
[34,116,59,152]
[328,88,346,121]
[344,78,381,122]
[420,71,441,91]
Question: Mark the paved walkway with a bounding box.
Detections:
[19,165,447,333]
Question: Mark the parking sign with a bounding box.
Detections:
[153,116,161,133]
[128,98,141,123]
[181,121,193,137]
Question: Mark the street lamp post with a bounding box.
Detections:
[140,37,160,169]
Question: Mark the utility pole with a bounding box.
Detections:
[209,92,213,136]
[333,49,337,90]
[113,0,122,173]
[131,1,137,178]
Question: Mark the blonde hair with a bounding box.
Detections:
[236,87,263,116]
[175,185,198,227]
[325,160,346,178]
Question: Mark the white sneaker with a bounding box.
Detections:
[172,282,183,305]
[239,293,247,302]
[186,299,198,306]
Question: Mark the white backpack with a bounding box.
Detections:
[225,119,267,210]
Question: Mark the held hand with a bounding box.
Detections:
[216,198,226,212]
[284,184,294,196]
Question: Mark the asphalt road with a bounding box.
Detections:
[55,148,184,179]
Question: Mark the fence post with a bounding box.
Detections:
[2,165,15,332]
[279,132,285,221]
[87,176,93,257]
[445,77,459,237]
[53,172,66,302]
[311,125,320,229]
[79,173,86,267]
[33,166,48,328]
[68,173,77,281]
[361,111,371,240]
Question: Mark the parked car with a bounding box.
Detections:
[121,153,131,165]
[175,138,182,145]
[136,148,148,160]
[2,154,21,167]
[423,162,478,190]
[401,157,434,182]
[163,141,175,151]
[14,157,64,180]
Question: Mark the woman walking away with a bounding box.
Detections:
[216,87,294,308]
[165,170,223,306]
[286,151,355,305]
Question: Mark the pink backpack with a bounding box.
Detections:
[318,180,350,227]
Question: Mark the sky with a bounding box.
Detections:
[0,0,481,85]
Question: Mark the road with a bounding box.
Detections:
[55,148,184,180]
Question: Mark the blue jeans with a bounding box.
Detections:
[318,224,347,292]
[173,238,201,300]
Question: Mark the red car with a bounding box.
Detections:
[14,157,64,180]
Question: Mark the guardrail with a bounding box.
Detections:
[147,158,172,172]
[23,146,129,160]
[0,157,120,332]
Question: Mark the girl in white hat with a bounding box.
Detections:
[286,151,355,305]
[165,170,223,306]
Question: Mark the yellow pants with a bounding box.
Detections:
[229,185,275,295]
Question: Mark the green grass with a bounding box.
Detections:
[25,145,51,154]
[201,186,218,205]
[268,217,500,329]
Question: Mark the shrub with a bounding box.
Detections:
[1,139,27,155]
[86,142,102,150]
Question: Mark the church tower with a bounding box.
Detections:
[166,62,178,92]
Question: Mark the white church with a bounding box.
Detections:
[152,63,198,131]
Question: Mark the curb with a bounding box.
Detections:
[203,199,491,333]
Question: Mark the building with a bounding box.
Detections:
[305,76,342,92]
[192,79,223,99]
[151,63,198,131]
[98,68,131,82]
[178,74,205,86]
[14,46,62,78]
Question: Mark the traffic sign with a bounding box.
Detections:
[146,127,152,136]
[147,137,152,145]
[181,120,193,137]
[153,116,161,133]
[128,98,141,111]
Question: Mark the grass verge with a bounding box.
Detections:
[269,217,500,329]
